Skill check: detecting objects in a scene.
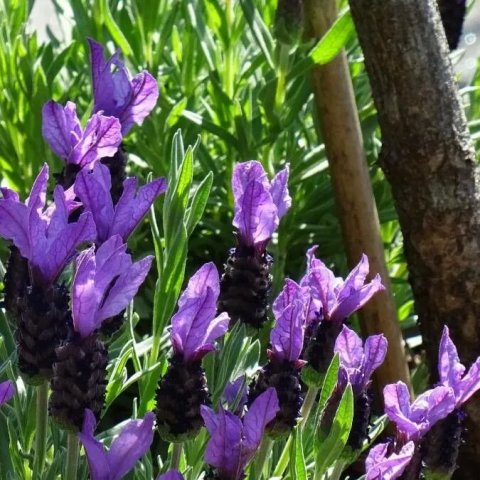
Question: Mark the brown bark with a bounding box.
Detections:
[303,0,411,400]
[347,0,480,475]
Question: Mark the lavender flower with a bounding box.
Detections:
[42,101,122,169]
[156,472,184,480]
[383,381,455,442]
[78,409,154,480]
[201,387,279,480]
[72,235,153,338]
[0,380,15,406]
[232,161,290,251]
[88,39,159,135]
[0,164,96,286]
[365,441,415,480]
[170,262,230,363]
[301,246,385,324]
[74,162,167,244]
[438,325,480,407]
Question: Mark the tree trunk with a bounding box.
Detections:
[347,0,480,475]
[303,0,411,401]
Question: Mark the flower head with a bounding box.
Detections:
[232,161,290,251]
[365,441,415,480]
[78,409,154,480]
[0,380,15,406]
[88,39,159,135]
[74,162,167,244]
[42,100,122,168]
[171,263,230,363]
[0,164,96,285]
[334,325,387,394]
[201,388,279,480]
[269,279,307,365]
[300,247,385,324]
[72,235,153,337]
[383,381,455,441]
[438,325,480,408]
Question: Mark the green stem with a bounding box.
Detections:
[329,459,347,480]
[274,42,290,112]
[272,387,319,478]
[170,443,183,471]
[33,383,49,480]
[65,433,80,480]
[253,436,273,479]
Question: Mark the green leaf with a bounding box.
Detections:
[318,353,340,412]
[290,426,307,480]
[100,0,134,57]
[185,171,213,236]
[309,10,354,65]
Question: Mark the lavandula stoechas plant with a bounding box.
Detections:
[300,246,385,382]
[201,387,279,480]
[248,279,307,436]
[0,165,96,383]
[156,263,230,441]
[49,236,153,431]
[218,161,291,329]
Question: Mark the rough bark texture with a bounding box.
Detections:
[348,0,480,475]
[303,0,410,400]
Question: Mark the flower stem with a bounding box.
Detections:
[65,433,79,480]
[253,436,273,479]
[272,387,319,477]
[170,442,183,471]
[33,382,49,480]
[329,459,347,480]
[274,42,290,112]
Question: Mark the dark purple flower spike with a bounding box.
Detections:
[42,101,122,171]
[156,263,229,441]
[201,387,279,480]
[88,39,159,135]
[0,380,15,406]
[74,162,167,245]
[365,441,415,480]
[78,409,154,480]
[248,279,306,437]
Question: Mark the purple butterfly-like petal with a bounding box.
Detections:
[0,380,15,406]
[365,441,415,480]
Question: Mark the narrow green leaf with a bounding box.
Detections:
[290,426,307,480]
[309,10,354,65]
[101,0,134,57]
[185,171,213,236]
[318,353,340,413]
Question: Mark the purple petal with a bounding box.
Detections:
[242,388,279,456]
[78,409,110,480]
[383,382,419,439]
[330,274,385,322]
[204,407,243,478]
[1,188,19,201]
[269,165,291,219]
[42,101,81,160]
[69,113,122,168]
[111,176,167,241]
[270,298,306,362]
[96,255,153,322]
[107,412,155,480]
[118,71,159,134]
[74,163,114,243]
[336,254,369,303]
[233,180,277,247]
[272,279,305,319]
[200,405,220,435]
[362,334,388,384]
[232,161,268,202]
[156,472,184,480]
[455,358,480,406]
[366,441,415,480]
[0,200,31,258]
[334,325,364,370]
[26,163,49,212]
[0,380,15,406]
[224,377,248,409]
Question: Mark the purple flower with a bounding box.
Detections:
[365,441,415,480]
[300,246,385,323]
[334,325,387,393]
[0,380,15,406]
[269,279,307,365]
[78,409,154,480]
[156,472,184,480]
[201,387,279,480]
[171,263,230,363]
[383,381,455,441]
[72,235,153,338]
[0,164,96,285]
[232,161,291,250]
[438,325,480,408]
[223,376,248,412]
[74,162,167,244]
[42,100,122,168]
[88,39,159,135]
